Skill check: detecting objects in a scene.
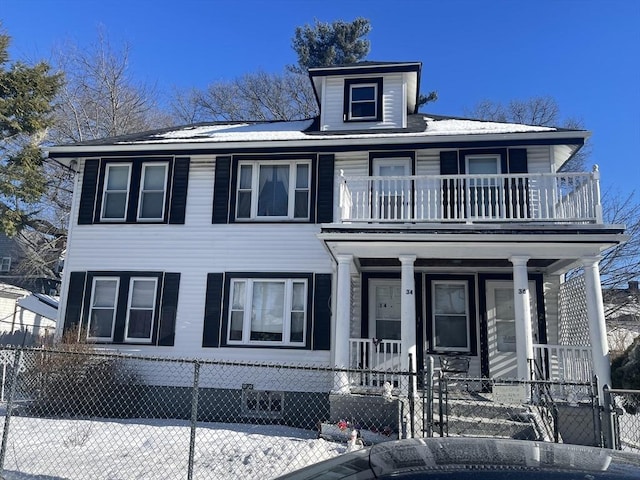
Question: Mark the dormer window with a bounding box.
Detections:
[344,78,383,122]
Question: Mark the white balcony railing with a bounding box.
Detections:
[339,168,602,224]
[532,344,593,383]
[349,338,402,389]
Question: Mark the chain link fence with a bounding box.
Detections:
[0,346,637,479]
[0,346,412,479]
[424,372,603,447]
[606,387,640,452]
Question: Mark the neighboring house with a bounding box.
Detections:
[0,282,57,346]
[48,61,625,416]
[0,233,61,295]
[605,280,640,353]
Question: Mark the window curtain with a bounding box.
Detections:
[258,165,289,216]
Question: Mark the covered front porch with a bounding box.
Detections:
[320,225,626,402]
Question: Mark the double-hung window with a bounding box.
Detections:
[228,278,307,345]
[137,163,169,221]
[124,277,158,342]
[0,257,10,272]
[87,277,119,341]
[236,161,310,220]
[101,164,132,221]
[432,281,470,352]
[344,78,382,122]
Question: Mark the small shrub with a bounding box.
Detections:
[24,329,141,418]
[610,335,640,413]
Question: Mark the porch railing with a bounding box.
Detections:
[532,344,593,383]
[339,168,602,224]
[349,338,402,389]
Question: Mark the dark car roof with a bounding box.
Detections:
[276,437,640,479]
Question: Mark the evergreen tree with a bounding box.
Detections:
[0,28,61,236]
[291,18,371,70]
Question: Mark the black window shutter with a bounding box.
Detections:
[63,272,87,335]
[440,151,460,219]
[439,151,459,175]
[203,273,224,347]
[316,154,335,223]
[157,273,181,346]
[169,157,190,224]
[508,148,528,173]
[312,273,332,351]
[78,160,99,224]
[212,156,232,224]
[507,149,529,218]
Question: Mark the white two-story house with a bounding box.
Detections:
[49,61,625,411]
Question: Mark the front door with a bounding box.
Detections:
[368,278,402,340]
[372,158,412,220]
[485,280,537,379]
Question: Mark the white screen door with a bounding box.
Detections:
[486,280,537,379]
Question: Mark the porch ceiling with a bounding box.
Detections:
[318,225,627,275]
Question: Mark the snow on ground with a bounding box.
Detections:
[0,415,344,479]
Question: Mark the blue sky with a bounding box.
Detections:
[2,0,639,197]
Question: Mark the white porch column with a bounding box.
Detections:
[399,255,417,395]
[333,254,352,393]
[510,256,534,381]
[582,256,611,400]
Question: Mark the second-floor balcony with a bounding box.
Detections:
[339,168,602,224]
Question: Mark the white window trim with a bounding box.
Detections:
[465,154,501,176]
[349,83,378,121]
[227,278,308,346]
[124,277,158,343]
[235,160,311,221]
[137,162,169,222]
[101,163,132,222]
[431,280,471,353]
[241,389,284,419]
[0,257,10,272]
[87,277,120,342]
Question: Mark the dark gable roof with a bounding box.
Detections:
[308,60,421,77]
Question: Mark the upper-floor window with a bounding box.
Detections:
[138,163,169,221]
[0,257,11,272]
[227,278,307,346]
[101,164,131,221]
[236,161,310,220]
[79,157,190,226]
[344,78,383,122]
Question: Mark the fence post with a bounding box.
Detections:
[601,385,617,449]
[424,356,434,437]
[187,361,201,480]
[0,348,22,474]
[408,353,415,438]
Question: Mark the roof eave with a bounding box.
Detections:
[47,130,590,160]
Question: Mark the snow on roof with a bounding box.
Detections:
[111,116,559,146]
[17,293,58,321]
[423,117,555,135]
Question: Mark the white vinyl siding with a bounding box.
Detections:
[321,74,404,131]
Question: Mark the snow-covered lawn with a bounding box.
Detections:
[0,415,344,479]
